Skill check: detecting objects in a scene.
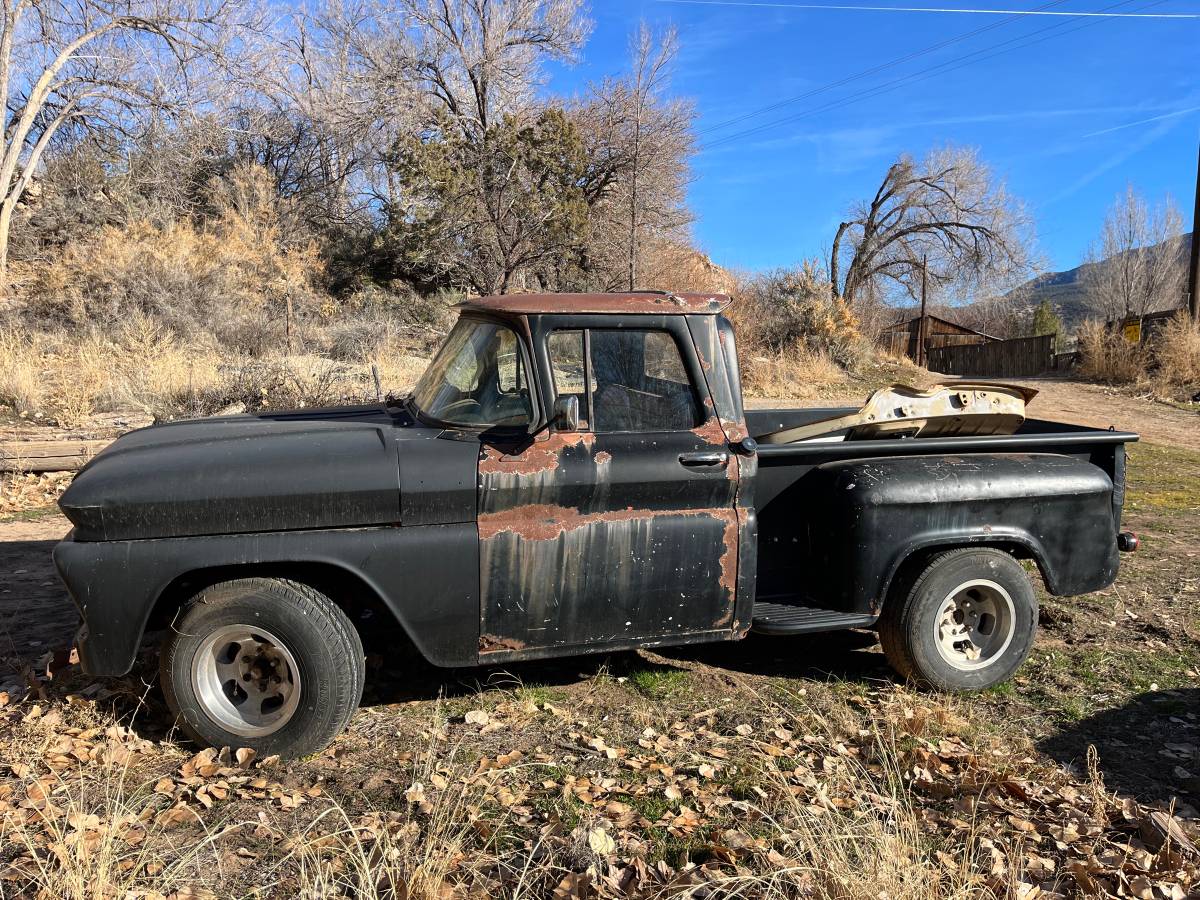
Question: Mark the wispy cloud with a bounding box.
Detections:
[1048,116,1187,205]
[1081,106,1200,138]
[658,0,1200,16]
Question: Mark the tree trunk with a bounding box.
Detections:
[0,197,13,297]
[830,222,849,302]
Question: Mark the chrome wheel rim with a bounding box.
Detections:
[191,625,301,737]
[933,579,1016,671]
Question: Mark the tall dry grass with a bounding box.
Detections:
[740,347,847,399]
[0,316,431,426]
[1076,319,1149,384]
[1154,311,1200,388]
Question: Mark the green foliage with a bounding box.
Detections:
[383,108,591,295]
[1030,300,1062,348]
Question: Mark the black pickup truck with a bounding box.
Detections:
[54,292,1138,757]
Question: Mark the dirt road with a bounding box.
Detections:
[752,375,1198,450]
[1014,377,1198,450]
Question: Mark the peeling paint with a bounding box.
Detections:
[691,418,729,446]
[479,633,527,653]
[479,431,597,476]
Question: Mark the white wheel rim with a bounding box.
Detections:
[933,579,1016,671]
[190,624,301,737]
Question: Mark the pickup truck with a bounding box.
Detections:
[54,292,1139,758]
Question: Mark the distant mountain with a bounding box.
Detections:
[1006,232,1193,327]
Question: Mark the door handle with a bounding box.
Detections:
[679,451,729,467]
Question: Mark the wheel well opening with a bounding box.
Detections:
[147,564,414,656]
[884,542,1049,608]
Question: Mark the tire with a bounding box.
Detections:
[879,548,1037,692]
[160,578,365,759]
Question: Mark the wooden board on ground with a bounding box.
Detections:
[0,439,112,472]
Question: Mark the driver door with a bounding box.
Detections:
[476,315,739,660]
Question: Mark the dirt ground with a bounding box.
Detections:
[1,379,1199,897]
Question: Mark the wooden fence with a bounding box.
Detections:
[926,334,1056,378]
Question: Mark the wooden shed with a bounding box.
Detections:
[879,314,997,364]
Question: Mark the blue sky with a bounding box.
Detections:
[547,0,1200,275]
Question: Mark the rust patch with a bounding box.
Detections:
[595,450,612,465]
[459,292,731,316]
[718,510,739,599]
[691,417,728,446]
[479,431,597,476]
[722,420,749,443]
[479,633,527,653]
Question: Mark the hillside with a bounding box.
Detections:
[1008,232,1193,327]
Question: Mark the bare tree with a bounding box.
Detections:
[317,0,589,141]
[0,0,255,293]
[830,147,1034,306]
[571,24,694,291]
[1083,184,1186,321]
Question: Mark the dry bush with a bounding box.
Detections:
[731,264,872,376]
[22,165,324,353]
[1153,312,1200,388]
[1077,319,1148,384]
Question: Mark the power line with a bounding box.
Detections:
[697,0,1074,135]
[700,0,1161,151]
[661,0,1199,15]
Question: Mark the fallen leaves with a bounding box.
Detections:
[3,677,1200,899]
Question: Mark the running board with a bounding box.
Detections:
[751,601,877,636]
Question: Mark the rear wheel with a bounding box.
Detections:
[160,578,364,759]
[879,548,1037,691]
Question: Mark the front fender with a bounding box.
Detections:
[54,524,479,676]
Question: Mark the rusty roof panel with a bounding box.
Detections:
[458,291,732,316]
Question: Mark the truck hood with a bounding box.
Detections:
[60,404,421,541]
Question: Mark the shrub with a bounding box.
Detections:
[21,165,324,353]
[1153,312,1200,389]
[1077,319,1148,384]
[731,264,871,372]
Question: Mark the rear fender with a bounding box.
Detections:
[801,453,1120,614]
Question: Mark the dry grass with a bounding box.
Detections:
[0,318,431,427]
[1077,319,1149,384]
[1154,311,1200,388]
[740,347,847,399]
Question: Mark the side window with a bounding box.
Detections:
[495,329,523,393]
[548,330,589,428]
[590,330,699,432]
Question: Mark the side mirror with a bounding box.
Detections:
[551,396,580,432]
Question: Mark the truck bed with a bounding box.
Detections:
[744,408,1138,631]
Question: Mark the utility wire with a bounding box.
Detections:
[700,0,1162,151]
[662,0,1198,15]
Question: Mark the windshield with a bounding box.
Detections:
[410,319,533,427]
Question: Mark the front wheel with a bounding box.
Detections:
[879,548,1038,691]
[160,578,365,759]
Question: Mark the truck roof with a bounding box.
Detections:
[458,290,733,316]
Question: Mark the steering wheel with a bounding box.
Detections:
[440,398,484,421]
